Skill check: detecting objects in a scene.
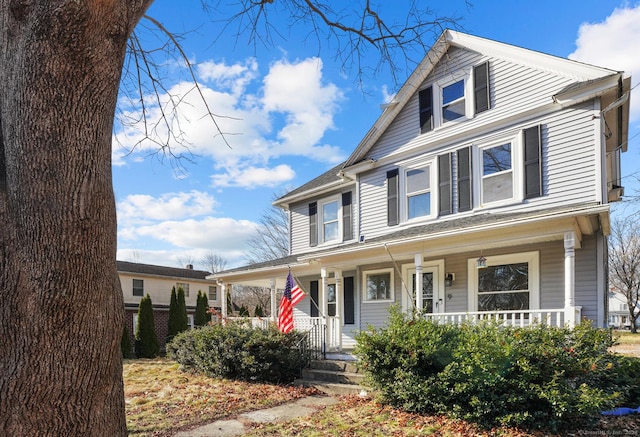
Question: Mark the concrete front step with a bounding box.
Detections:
[309,359,360,374]
[296,357,369,396]
[301,368,365,385]
[295,379,369,396]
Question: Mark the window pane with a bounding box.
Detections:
[478,263,528,292]
[324,222,339,241]
[366,273,391,300]
[408,192,430,219]
[407,168,429,192]
[483,144,511,175]
[322,201,338,222]
[478,292,529,312]
[443,80,464,104]
[443,100,465,122]
[483,172,513,203]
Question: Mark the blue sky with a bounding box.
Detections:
[113,1,640,270]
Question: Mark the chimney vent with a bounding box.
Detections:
[186,264,193,270]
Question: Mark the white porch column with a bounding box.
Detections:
[220,282,227,320]
[320,267,328,320]
[564,231,577,327]
[335,270,343,351]
[270,278,277,322]
[415,254,423,311]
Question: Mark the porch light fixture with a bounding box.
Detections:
[444,273,455,287]
[476,255,487,269]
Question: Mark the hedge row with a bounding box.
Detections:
[355,307,640,431]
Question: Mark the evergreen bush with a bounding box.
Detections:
[166,323,304,383]
[121,323,132,358]
[194,290,209,326]
[176,287,188,332]
[355,307,640,431]
[135,294,159,358]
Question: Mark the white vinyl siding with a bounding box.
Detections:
[358,103,598,241]
[365,47,576,161]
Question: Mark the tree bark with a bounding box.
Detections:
[0,1,152,435]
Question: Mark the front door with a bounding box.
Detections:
[403,264,443,314]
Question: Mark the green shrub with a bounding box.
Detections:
[121,323,132,358]
[355,307,637,431]
[194,290,210,326]
[167,322,304,383]
[135,294,159,358]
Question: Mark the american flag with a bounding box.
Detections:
[278,271,304,333]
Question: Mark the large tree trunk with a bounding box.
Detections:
[0,1,152,435]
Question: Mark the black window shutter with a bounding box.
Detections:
[342,192,353,241]
[524,125,542,199]
[419,86,434,134]
[343,276,355,325]
[474,62,490,114]
[457,147,473,212]
[310,280,319,317]
[309,202,318,247]
[438,153,452,216]
[387,169,399,226]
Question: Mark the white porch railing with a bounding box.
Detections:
[425,308,576,328]
[226,317,272,330]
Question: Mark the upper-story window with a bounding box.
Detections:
[419,61,490,134]
[481,143,513,204]
[176,282,189,297]
[321,198,340,243]
[406,166,431,220]
[435,124,542,216]
[208,285,218,301]
[442,80,466,122]
[388,163,435,226]
[309,192,353,247]
[133,279,144,297]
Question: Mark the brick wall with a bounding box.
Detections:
[124,307,195,356]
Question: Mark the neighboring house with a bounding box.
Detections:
[210,30,631,351]
[608,290,637,329]
[119,261,220,350]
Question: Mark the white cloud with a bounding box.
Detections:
[117,190,216,224]
[112,56,347,186]
[210,164,296,189]
[128,216,257,251]
[569,4,640,121]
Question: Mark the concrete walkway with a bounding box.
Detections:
[173,395,338,437]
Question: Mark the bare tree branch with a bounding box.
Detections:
[609,216,640,332]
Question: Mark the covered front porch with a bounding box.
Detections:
[211,204,607,352]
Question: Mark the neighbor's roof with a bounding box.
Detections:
[116,260,211,280]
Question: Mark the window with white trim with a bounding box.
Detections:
[208,285,217,301]
[176,282,190,298]
[419,62,490,134]
[405,166,432,220]
[321,198,340,243]
[481,142,513,204]
[442,79,466,122]
[468,252,540,313]
[132,279,144,297]
[363,269,394,302]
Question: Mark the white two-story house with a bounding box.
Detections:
[210,30,631,351]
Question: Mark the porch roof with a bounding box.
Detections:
[210,202,608,288]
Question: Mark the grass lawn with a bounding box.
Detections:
[614,330,640,344]
[123,358,318,436]
[124,358,640,437]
